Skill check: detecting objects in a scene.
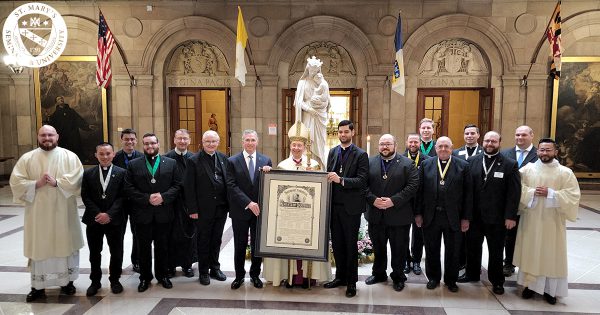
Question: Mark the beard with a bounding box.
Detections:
[39,141,57,151]
[379,150,395,158]
[540,155,554,163]
[484,147,499,155]
[144,148,159,157]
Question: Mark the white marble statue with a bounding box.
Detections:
[294,56,330,168]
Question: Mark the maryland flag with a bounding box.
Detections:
[546,1,562,80]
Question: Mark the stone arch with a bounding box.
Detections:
[559,11,600,55]
[267,16,379,76]
[404,14,515,77]
[63,16,126,67]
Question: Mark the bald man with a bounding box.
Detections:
[10,125,85,302]
[415,137,472,293]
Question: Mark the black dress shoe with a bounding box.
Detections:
[210,269,227,281]
[110,281,123,294]
[158,277,173,289]
[457,274,479,283]
[426,280,439,290]
[492,284,505,295]
[522,287,534,299]
[199,274,210,285]
[544,293,557,305]
[393,281,405,292]
[403,262,412,274]
[86,283,101,296]
[345,284,356,297]
[184,267,194,278]
[26,288,46,302]
[365,275,388,285]
[132,264,141,273]
[60,281,76,295]
[231,277,244,289]
[250,276,263,288]
[503,264,515,277]
[138,280,150,292]
[166,268,176,278]
[413,263,422,275]
[324,278,346,288]
[446,283,459,293]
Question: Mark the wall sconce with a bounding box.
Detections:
[3,54,25,74]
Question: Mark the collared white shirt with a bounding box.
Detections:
[175,148,188,156]
[515,144,534,157]
[243,150,256,171]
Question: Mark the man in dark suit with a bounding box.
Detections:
[164,129,195,278]
[324,120,369,298]
[451,124,482,271]
[81,142,126,296]
[501,125,537,277]
[415,136,472,293]
[226,129,272,290]
[124,133,182,292]
[185,130,229,285]
[365,134,419,292]
[419,118,437,157]
[403,133,430,275]
[458,131,521,295]
[452,124,483,161]
[113,128,143,273]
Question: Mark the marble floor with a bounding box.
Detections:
[0,184,599,315]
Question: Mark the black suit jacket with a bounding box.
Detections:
[326,144,369,215]
[81,165,127,226]
[164,149,193,208]
[365,154,419,226]
[452,145,483,161]
[416,157,473,231]
[124,155,183,224]
[469,153,521,224]
[226,152,272,221]
[185,150,230,219]
[113,149,143,169]
[501,146,538,168]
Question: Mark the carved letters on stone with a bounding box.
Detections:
[418,39,488,76]
[167,40,229,76]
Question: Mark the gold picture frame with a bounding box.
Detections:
[551,56,600,178]
[34,56,108,165]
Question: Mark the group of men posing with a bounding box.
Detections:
[9,118,579,306]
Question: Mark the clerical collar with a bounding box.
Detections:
[101,164,112,170]
[440,159,449,163]
[145,153,158,160]
[408,151,418,158]
[340,143,353,150]
[466,144,478,149]
[422,139,432,144]
[175,148,188,155]
[124,149,135,157]
[484,152,499,158]
[381,153,396,161]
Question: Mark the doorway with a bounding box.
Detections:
[169,87,230,154]
[417,88,493,144]
[281,89,362,160]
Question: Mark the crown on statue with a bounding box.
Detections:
[288,121,310,143]
[306,56,323,68]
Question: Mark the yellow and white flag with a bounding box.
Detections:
[235,6,248,86]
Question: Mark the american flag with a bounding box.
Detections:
[96,11,114,88]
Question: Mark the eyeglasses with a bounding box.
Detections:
[379,143,394,147]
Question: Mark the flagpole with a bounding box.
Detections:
[523,0,560,83]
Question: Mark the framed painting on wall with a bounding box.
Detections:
[34,56,108,165]
[551,56,600,178]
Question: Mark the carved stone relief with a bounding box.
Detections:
[417,39,489,88]
[289,41,357,88]
[166,40,229,76]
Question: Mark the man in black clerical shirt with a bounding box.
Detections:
[419,118,437,157]
[403,133,430,275]
[81,142,126,296]
[185,130,230,286]
[416,136,472,293]
[452,124,483,161]
[324,120,369,298]
[113,128,143,273]
[164,129,195,278]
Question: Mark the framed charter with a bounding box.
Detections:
[256,170,331,261]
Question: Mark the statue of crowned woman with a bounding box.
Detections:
[293,56,330,168]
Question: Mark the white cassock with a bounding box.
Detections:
[262,155,332,286]
[10,147,84,289]
[514,159,580,297]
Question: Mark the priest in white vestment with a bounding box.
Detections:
[263,121,332,287]
[513,138,580,305]
[9,125,84,302]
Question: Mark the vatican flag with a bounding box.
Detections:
[235,6,248,86]
[391,15,405,95]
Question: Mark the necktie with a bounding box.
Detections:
[248,155,255,183]
[517,150,525,167]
